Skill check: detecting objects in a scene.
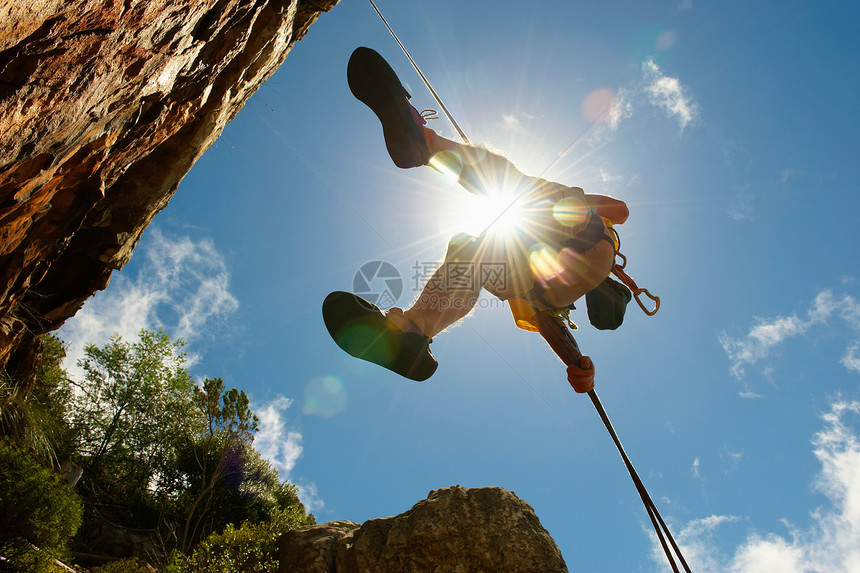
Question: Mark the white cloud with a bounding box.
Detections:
[650,401,860,572]
[253,394,325,514]
[608,91,633,131]
[719,315,807,380]
[500,111,540,134]
[642,58,698,131]
[599,167,624,185]
[722,449,743,474]
[807,289,849,324]
[719,289,860,383]
[842,344,860,374]
[728,192,756,221]
[255,395,303,477]
[781,168,804,184]
[295,480,325,514]
[839,297,860,328]
[58,228,239,379]
[501,113,525,133]
[585,91,633,151]
[692,457,702,479]
[649,515,741,573]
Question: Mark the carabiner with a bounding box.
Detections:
[634,289,660,316]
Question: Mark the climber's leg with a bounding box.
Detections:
[386,230,534,338]
[347,47,431,168]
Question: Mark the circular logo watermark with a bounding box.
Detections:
[353,261,403,309]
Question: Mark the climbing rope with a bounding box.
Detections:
[532,311,691,573]
[367,0,471,144]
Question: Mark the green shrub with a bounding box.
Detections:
[0,335,73,465]
[91,557,153,572]
[0,438,82,567]
[175,507,308,573]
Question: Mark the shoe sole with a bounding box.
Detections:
[347,47,429,169]
[322,291,438,381]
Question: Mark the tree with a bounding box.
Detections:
[59,329,313,566]
[65,330,199,562]
[176,377,259,551]
[69,330,196,502]
[0,438,82,570]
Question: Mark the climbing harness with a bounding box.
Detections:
[510,217,660,333]
[365,2,685,570]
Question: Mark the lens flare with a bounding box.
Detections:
[336,324,395,364]
[303,375,347,417]
[629,27,678,64]
[552,196,589,229]
[582,89,617,123]
[529,243,565,283]
[656,30,677,51]
[428,150,465,183]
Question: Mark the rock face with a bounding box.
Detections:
[0,0,339,383]
[276,486,569,573]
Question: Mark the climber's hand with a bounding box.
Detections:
[567,356,595,393]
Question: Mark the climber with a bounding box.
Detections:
[322,47,629,382]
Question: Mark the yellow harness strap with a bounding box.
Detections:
[508,217,659,331]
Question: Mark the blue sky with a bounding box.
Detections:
[59,0,860,570]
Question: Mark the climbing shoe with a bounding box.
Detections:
[347,46,431,169]
[322,291,438,381]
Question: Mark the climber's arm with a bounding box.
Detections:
[585,194,629,225]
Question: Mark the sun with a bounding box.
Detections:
[446,189,527,239]
[427,149,528,238]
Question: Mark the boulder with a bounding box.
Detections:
[277,486,568,573]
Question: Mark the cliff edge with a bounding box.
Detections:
[0,0,339,383]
